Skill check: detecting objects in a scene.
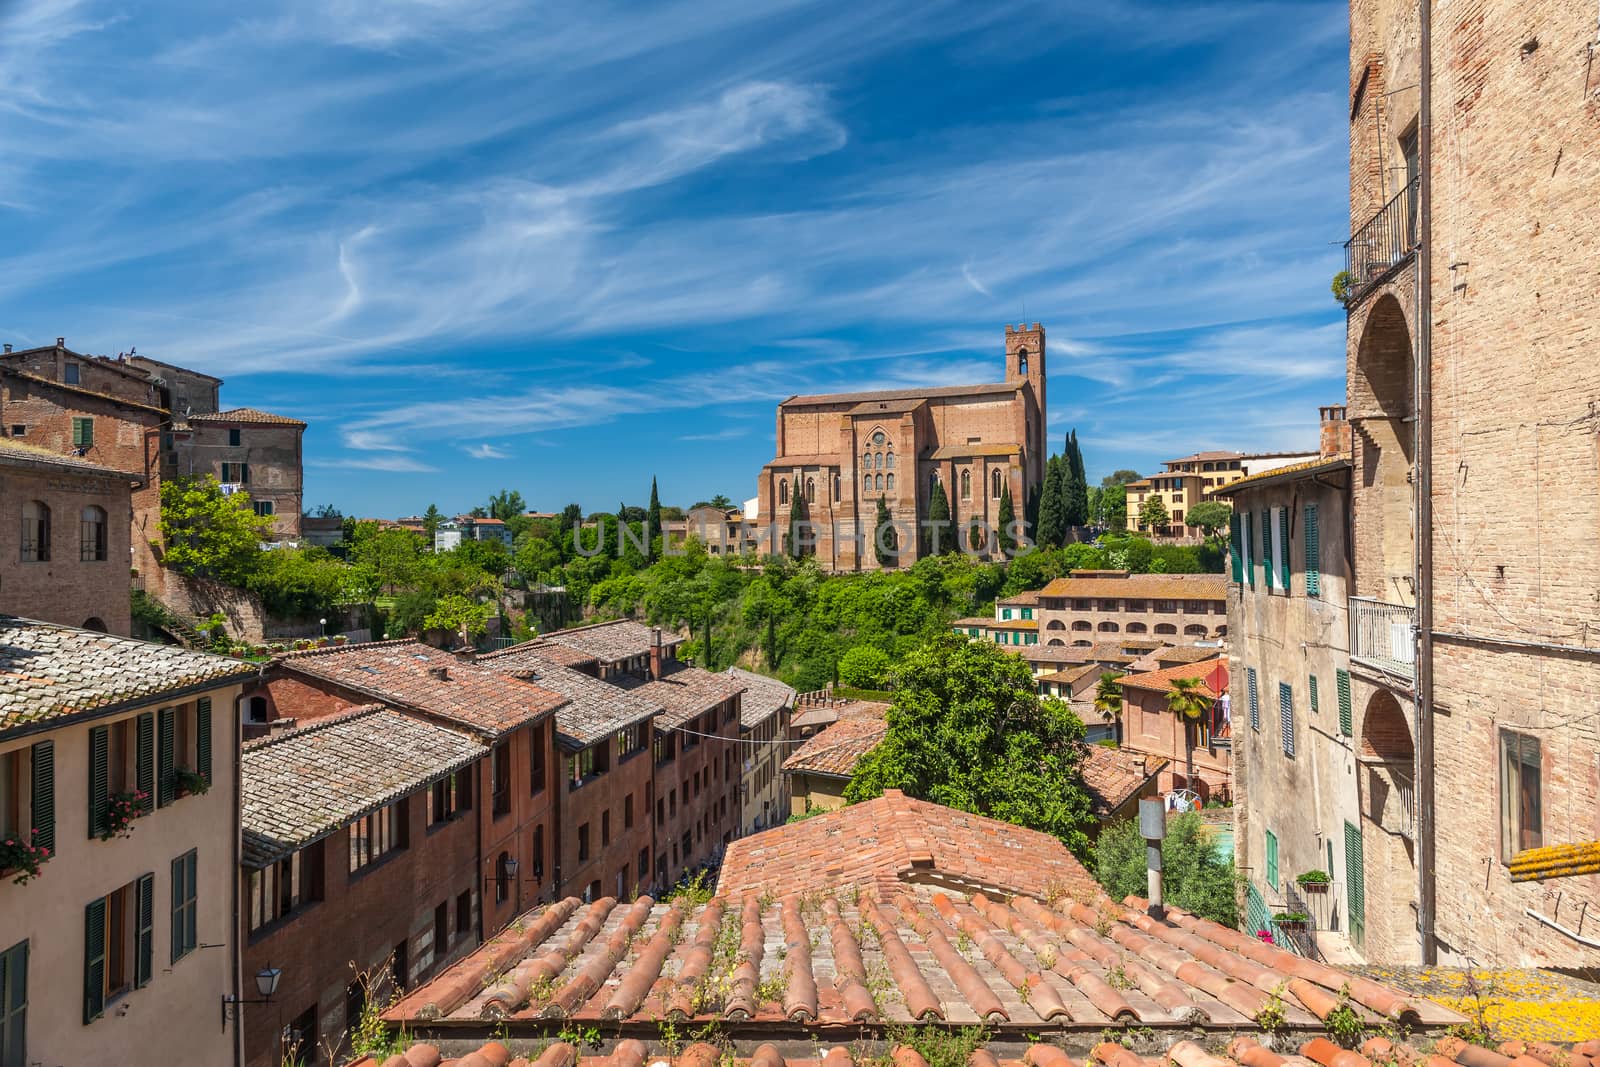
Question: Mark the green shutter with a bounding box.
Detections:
[1265,830,1279,891]
[1247,668,1260,731]
[136,712,155,813]
[1229,513,1242,582]
[1303,503,1321,597]
[1244,512,1255,588]
[1,938,27,1067]
[1336,668,1353,737]
[171,855,185,963]
[1345,821,1366,949]
[1279,681,1295,757]
[157,707,176,808]
[30,741,54,854]
[1309,674,1320,714]
[87,726,109,839]
[1278,507,1291,590]
[1260,509,1273,589]
[196,699,212,785]
[134,873,154,989]
[83,897,106,1023]
[71,418,93,447]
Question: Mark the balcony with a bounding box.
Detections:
[1342,174,1419,305]
[1349,596,1416,682]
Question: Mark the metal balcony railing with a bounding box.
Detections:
[1350,596,1416,681]
[1343,174,1419,304]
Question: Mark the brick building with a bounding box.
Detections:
[755,324,1047,569]
[166,408,306,541]
[0,618,253,1067]
[240,707,488,1067]
[782,700,890,816]
[1114,658,1231,804]
[0,440,141,634]
[723,667,795,836]
[1035,570,1229,646]
[1340,0,1600,967]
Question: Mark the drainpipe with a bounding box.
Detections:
[1414,0,1438,966]
[231,692,245,1067]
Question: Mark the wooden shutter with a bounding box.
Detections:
[196,698,213,785]
[1278,507,1291,591]
[1247,668,1260,731]
[1344,821,1366,948]
[83,898,106,1023]
[1265,830,1279,890]
[1278,681,1295,757]
[1244,512,1255,587]
[30,740,54,854]
[1309,674,1320,714]
[134,873,154,989]
[171,854,186,963]
[136,712,155,812]
[1336,668,1353,736]
[87,726,109,839]
[72,418,93,447]
[1303,503,1321,597]
[157,707,176,808]
[1229,513,1242,582]
[1,938,26,1067]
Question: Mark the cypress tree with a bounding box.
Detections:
[647,477,662,556]
[1062,430,1088,528]
[786,477,808,559]
[998,483,1016,555]
[925,479,952,555]
[874,495,897,567]
[1037,455,1066,548]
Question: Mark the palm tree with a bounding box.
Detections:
[1166,675,1212,797]
[1093,672,1124,742]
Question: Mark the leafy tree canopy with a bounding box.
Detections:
[1094,812,1240,927]
[1186,500,1233,536]
[838,644,892,689]
[1102,469,1143,487]
[159,475,274,586]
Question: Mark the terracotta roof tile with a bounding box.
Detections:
[480,640,598,670]
[763,453,842,470]
[478,650,663,751]
[613,663,745,729]
[0,366,167,415]
[1000,589,1042,606]
[1039,572,1228,601]
[189,406,307,427]
[782,381,1019,407]
[926,442,1022,460]
[781,702,889,778]
[1125,644,1225,673]
[1210,456,1351,496]
[723,667,796,729]
[1116,659,1225,699]
[1078,745,1168,817]
[280,640,564,740]
[241,705,487,867]
[0,437,143,479]
[0,616,253,731]
[534,621,685,665]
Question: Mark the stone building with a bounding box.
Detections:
[0,617,253,1067]
[166,408,306,541]
[1035,570,1229,645]
[724,667,795,836]
[1114,657,1231,804]
[1216,446,1366,957]
[0,440,141,634]
[755,324,1048,569]
[782,700,890,815]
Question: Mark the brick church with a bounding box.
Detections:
[755,323,1048,570]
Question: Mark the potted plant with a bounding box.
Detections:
[174,768,210,798]
[333,634,348,646]
[0,828,51,885]
[102,790,149,840]
[1272,911,1311,932]
[1331,270,1355,303]
[1296,869,1332,892]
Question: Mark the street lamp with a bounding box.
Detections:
[319,617,327,637]
[221,966,283,1030]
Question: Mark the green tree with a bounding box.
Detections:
[1138,494,1170,532]
[247,547,354,618]
[1093,672,1124,730]
[786,477,809,559]
[1102,469,1142,487]
[159,475,273,586]
[846,634,1094,853]
[424,594,494,643]
[1095,812,1239,926]
[1100,483,1128,531]
[1186,500,1232,538]
[925,479,952,555]
[838,645,892,689]
[1062,430,1088,528]
[997,483,1016,555]
[514,535,562,582]
[422,504,443,546]
[1167,675,1212,796]
[1036,456,1066,548]
[558,503,583,537]
[488,489,526,522]
[647,477,663,557]
[874,495,897,568]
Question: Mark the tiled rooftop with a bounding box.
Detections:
[382,884,1460,1041]
[613,663,745,730]
[189,406,307,427]
[241,705,487,867]
[719,790,1099,902]
[481,641,599,671]
[926,442,1022,460]
[1038,572,1228,601]
[0,437,142,478]
[1116,659,1225,699]
[1000,589,1042,605]
[781,702,889,779]
[479,651,663,751]
[1125,644,1224,673]
[279,640,565,740]
[536,621,685,665]
[782,380,1018,407]
[0,616,254,732]
[0,366,167,415]
[1079,746,1168,818]
[723,667,796,729]
[1210,456,1351,496]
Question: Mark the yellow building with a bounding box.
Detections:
[1127,449,1321,538]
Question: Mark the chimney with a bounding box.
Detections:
[2,344,10,354]
[429,665,450,681]
[1319,404,1351,458]
[452,645,477,665]
[648,626,665,680]
[55,337,64,349]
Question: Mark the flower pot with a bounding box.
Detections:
[1299,880,1330,893]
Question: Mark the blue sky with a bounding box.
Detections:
[0,0,1350,517]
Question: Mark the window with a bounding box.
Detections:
[70,417,92,449]
[528,723,546,793]
[492,743,511,815]
[886,472,895,492]
[805,477,815,503]
[19,501,49,562]
[1278,682,1295,758]
[1247,668,1260,731]
[872,431,884,445]
[624,794,635,829]
[228,428,241,447]
[285,1005,317,1067]
[1303,503,1321,597]
[960,470,971,499]
[1309,674,1320,715]
[221,462,249,484]
[349,801,405,873]
[7,425,22,437]
[886,451,895,470]
[252,500,274,518]
[170,849,197,963]
[862,451,871,470]
[429,771,470,825]
[64,364,80,385]
[874,473,883,491]
[1336,669,1353,736]
[0,939,25,1066]
[863,473,872,491]
[578,823,590,862]
[832,473,840,500]
[247,843,323,933]
[991,469,1001,498]
[1243,511,1255,587]
[456,891,472,941]
[1265,830,1279,891]
[79,506,107,561]
[434,902,449,954]
[617,724,645,759]
[639,848,650,881]
[346,980,365,1036]
[85,874,154,1022]
[874,452,883,470]
[532,824,545,881]
[1500,730,1543,856]
[778,480,787,505]
[601,810,611,847]
[494,850,510,903]
[569,742,609,786]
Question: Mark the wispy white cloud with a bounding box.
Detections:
[680,428,749,442]
[309,454,441,473]
[464,442,510,459]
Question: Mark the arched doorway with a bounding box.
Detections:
[81,617,108,632]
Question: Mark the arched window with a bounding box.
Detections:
[81,617,107,633]
[886,451,895,470]
[1097,621,1120,633]
[20,501,49,562]
[805,478,815,503]
[960,470,971,500]
[80,505,107,562]
[875,474,884,491]
[1126,622,1148,634]
[864,473,872,491]
[1017,347,1029,375]
[778,480,787,505]
[1071,620,1092,631]
[833,473,841,500]
[1154,623,1177,635]
[886,473,895,492]
[863,451,871,470]
[875,452,884,469]
[991,470,1002,498]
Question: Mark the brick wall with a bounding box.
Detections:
[654,696,743,887]
[0,460,134,633]
[558,741,653,902]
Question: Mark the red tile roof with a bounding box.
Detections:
[613,663,745,729]
[279,640,565,739]
[189,406,307,427]
[1038,572,1228,601]
[781,702,889,778]
[1078,745,1168,818]
[1116,659,1225,699]
[782,380,1019,407]
[534,620,685,665]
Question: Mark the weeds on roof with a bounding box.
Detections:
[1324,983,1367,1048]
[665,869,714,908]
[346,956,410,1061]
[1105,962,1133,991]
[1254,984,1288,1035]
[882,1023,992,1067]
